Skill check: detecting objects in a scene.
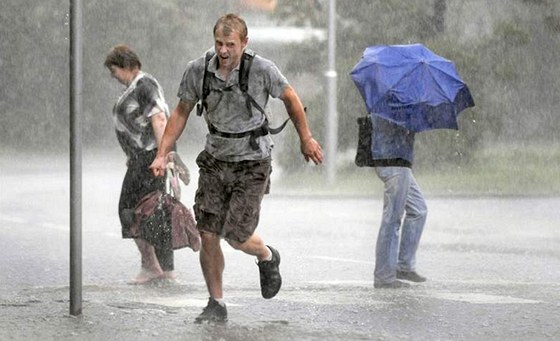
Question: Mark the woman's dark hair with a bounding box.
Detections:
[104,44,142,70]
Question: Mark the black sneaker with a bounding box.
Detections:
[374,280,411,289]
[258,245,282,299]
[194,298,227,324]
[396,270,427,282]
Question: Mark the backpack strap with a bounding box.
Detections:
[196,51,214,116]
[197,49,291,146]
[238,50,254,94]
[208,117,289,150]
[238,50,267,116]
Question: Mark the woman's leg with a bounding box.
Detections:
[119,159,165,283]
[132,238,164,283]
[154,246,174,278]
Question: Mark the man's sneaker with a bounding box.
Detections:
[194,298,227,324]
[396,270,427,282]
[257,245,282,299]
[374,280,411,289]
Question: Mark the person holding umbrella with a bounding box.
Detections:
[350,44,475,288]
[368,116,428,288]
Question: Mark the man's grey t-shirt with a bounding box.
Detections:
[177,49,289,162]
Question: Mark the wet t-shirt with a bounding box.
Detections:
[112,72,169,159]
[177,49,289,162]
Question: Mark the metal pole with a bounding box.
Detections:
[69,0,83,316]
[325,0,338,184]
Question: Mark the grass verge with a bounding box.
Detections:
[275,143,560,197]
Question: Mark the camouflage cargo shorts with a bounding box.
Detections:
[193,151,271,243]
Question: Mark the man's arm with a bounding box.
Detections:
[150,99,196,176]
[280,85,323,165]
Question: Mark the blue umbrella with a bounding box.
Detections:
[350,43,474,132]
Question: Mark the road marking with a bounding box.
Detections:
[40,222,68,231]
[133,297,240,308]
[134,297,207,307]
[429,292,540,304]
[435,279,560,286]
[307,255,374,265]
[103,232,121,238]
[0,214,68,232]
[0,214,27,224]
[305,280,371,286]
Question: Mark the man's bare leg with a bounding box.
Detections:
[199,232,225,299]
[229,232,281,299]
[228,232,271,261]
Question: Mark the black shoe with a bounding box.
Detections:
[374,280,411,289]
[258,245,282,299]
[194,298,227,324]
[396,270,427,282]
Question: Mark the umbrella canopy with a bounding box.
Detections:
[350,43,474,132]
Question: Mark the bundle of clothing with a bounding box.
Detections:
[129,152,200,252]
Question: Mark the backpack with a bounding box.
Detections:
[195,50,289,150]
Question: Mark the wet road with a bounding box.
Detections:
[1,153,559,340]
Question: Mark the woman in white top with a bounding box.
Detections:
[104,44,174,284]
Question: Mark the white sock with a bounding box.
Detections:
[262,246,273,262]
[213,297,226,307]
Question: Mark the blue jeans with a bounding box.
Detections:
[374,167,427,284]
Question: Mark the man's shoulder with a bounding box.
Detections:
[178,55,206,84]
[250,52,276,69]
[183,51,210,73]
[190,55,207,68]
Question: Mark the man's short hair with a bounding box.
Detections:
[213,13,248,40]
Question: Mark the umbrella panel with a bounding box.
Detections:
[376,86,474,132]
[350,44,475,132]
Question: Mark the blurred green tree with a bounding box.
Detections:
[1,0,559,176]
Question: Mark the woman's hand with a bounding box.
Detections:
[149,154,167,177]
